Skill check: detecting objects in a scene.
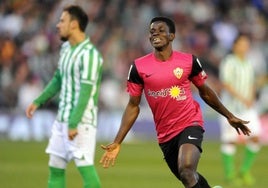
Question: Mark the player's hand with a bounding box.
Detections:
[25,103,38,118]
[100,143,121,168]
[68,128,78,140]
[227,116,251,136]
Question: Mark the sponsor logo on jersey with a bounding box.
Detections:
[147,85,186,101]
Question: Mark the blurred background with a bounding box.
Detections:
[0,0,268,143]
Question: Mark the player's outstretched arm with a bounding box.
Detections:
[197,83,251,136]
[100,95,141,168]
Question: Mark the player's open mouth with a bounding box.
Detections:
[152,38,161,44]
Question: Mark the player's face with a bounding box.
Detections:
[149,21,172,51]
[233,36,250,56]
[56,11,72,41]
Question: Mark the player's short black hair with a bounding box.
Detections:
[150,16,175,34]
[63,5,88,32]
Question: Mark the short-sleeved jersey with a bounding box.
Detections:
[127,51,207,143]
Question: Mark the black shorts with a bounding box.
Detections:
[159,126,204,179]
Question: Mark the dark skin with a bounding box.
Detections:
[100,21,251,188]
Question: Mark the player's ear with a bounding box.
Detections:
[70,19,79,30]
[169,33,175,41]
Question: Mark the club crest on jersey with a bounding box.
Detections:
[173,67,183,79]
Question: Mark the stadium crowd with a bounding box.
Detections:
[0,0,268,141]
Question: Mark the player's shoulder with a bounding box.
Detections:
[135,53,153,64]
[83,40,102,56]
[83,39,95,50]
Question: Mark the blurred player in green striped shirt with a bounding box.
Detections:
[219,33,261,187]
[26,5,103,188]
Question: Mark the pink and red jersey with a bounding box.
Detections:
[127,51,207,143]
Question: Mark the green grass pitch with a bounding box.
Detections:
[0,140,267,188]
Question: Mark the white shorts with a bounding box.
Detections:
[46,121,97,165]
[220,108,261,143]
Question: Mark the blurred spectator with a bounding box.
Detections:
[9,73,55,141]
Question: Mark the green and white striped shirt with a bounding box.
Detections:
[34,38,103,128]
[219,54,254,113]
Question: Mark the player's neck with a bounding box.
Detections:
[154,48,173,62]
[69,32,86,46]
[235,53,246,62]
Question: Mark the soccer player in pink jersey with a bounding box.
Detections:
[100,17,251,188]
